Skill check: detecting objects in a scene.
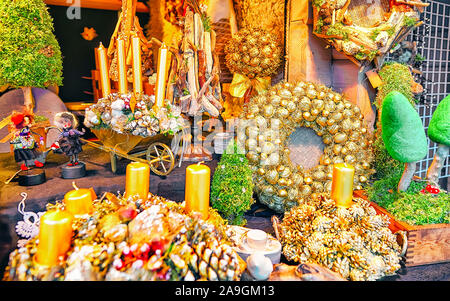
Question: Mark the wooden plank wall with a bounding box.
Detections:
[286,0,376,131]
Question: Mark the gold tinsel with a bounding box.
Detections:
[224,27,282,79]
[238,81,375,213]
[277,193,403,281]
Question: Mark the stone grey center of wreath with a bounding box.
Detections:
[287,127,325,171]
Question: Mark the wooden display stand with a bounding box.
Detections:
[354,190,450,267]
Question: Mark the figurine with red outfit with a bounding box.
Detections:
[10,111,44,171]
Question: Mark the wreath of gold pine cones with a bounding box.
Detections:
[224,27,282,79]
[237,81,375,213]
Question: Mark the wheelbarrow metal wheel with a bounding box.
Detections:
[146,142,175,176]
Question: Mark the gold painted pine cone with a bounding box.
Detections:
[239,81,375,213]
[225,27,282,79]
[277,194,402,281]
[168,219,243,281]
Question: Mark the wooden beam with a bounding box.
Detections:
[44,0,149,13]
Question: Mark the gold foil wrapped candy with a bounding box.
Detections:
[239,81,375,213]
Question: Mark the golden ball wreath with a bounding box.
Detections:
[237,81,375,213]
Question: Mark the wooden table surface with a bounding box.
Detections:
[1,145,449,281]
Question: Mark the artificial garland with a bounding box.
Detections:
[84,93,184,137]
[238,81,375,213]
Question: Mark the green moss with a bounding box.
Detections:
[403,16,418,27]
[0,0,63,89]
[386,26,396,37]
[326,23,349,40]
[367,171,449,226]
[210,141,254,226]
[312,0,326,7]
[370,29,381,41]
[415,53,425,62]
[373,62,418,179]
[315,17,324,34]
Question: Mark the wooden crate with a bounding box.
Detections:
[354,190,450,267]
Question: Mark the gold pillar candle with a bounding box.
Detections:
[131,32,143,95]
[117,36,128,94]
[331,163,355,208]
[125,162,150,200]
[64,185,94,217]
[35,209,73,266]
[154,43,170,110]
[185,162,210,219]
[97,42,111,98]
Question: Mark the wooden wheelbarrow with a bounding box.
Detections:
[84,127,189,176]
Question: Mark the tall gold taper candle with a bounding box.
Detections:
[154,43,169,109]
[185,162,210,219]
[97,42,111,98]
[131,32,143,95]
[331,163,355,208]
[117,37,128,94]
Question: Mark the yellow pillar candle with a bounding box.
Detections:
[117,36,128,94]
[185,162,210,219]
[131,32,143,95]
[35,209,73,266]
[331,163,355,208]
[64,185,94,217]
[97,42,111,98]
[125,162,150,200]
[154,43,170,110]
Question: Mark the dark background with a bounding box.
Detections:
[47,5,149,103]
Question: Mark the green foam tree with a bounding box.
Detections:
[381,91,428,192]
[0,0,63,111]
[210,140,254,226]
[426,94,450,185]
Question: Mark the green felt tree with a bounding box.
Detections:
[210,140,254,226]
[381,91,428,192]
[426,94,450,185]
[0,0,63,111]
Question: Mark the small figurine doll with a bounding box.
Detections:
[52,112,85,166]
[10,111,44,171]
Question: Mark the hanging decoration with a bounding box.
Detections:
[222,26,282,120]
[312,0,428,65]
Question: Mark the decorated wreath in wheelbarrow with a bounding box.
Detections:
[83,93,188,176]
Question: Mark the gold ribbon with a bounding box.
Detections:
[228,73,271,98]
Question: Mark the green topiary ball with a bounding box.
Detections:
[381,91,428,163]
[210,140,254,226]
[428,94,450,146]
[0,0,63,89]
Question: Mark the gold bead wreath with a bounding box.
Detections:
[224,26,282,79]
[237,81,375,213]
